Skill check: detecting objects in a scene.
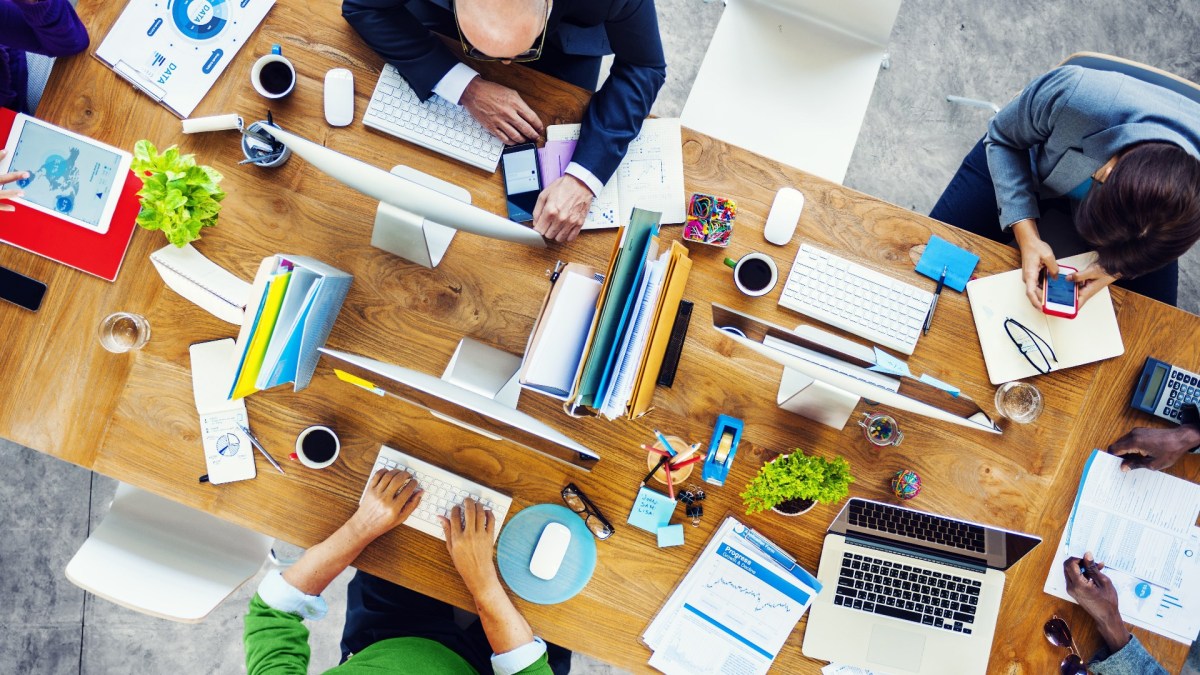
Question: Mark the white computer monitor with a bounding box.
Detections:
[259,126,545,266]
[319,346,600,470]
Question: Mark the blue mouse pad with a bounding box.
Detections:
[497,503,597,605]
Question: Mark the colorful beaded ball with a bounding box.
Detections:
[890,469,922,500]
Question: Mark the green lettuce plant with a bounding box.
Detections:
[131,140,225,246]
[741,451,853,514]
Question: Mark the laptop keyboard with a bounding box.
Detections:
[849,500,986,553]
[834,552,981,634]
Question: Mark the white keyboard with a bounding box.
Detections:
[362,64,504,172]
[779,243,935,355]
[362,445,512,541]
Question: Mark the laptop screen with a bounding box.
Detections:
[828,498,1040,571]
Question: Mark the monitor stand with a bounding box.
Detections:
[371,165,471,268]
[432,338,523,440]
[776,367,860,430]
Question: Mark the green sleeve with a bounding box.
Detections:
[513,651,553,675]
[244,594,312,675]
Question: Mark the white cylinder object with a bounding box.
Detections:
[182,114,244,134]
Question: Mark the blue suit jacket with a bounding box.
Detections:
[342,0,666,185]
[985,65,1200,229]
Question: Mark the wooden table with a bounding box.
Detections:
[4,1,1198,672]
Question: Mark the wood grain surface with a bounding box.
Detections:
[2,0,1197,672]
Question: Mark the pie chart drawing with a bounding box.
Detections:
[216,433,240,457]
[171,0,229,40]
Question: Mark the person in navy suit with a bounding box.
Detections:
[343,0,667,244]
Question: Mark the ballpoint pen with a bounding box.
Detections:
[652,429,679,457]
[240,424,286,475]
[923,265,948,335]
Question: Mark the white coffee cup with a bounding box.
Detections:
[250,45,296,99]
[293,425,340,469]
[724,252,778,297]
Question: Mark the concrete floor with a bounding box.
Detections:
[4,0,1200,673]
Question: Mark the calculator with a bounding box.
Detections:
[1130,357,1200,424]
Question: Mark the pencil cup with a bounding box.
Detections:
[293,426,340,469]
[646,435,695,484]
[241,121,292,168]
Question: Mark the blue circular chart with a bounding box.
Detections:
[216,433,240,457]
[172,0,229,40]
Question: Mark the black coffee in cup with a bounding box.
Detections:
[259,61,294,95]
[301,428,337,463]
[737,258,774,291]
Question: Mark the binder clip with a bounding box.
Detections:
[702,414,743,487]
[678,485,706,526]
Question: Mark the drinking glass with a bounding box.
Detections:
[98,312,150,353]
[994,381,1043,424]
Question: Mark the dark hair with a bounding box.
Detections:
[1075,142,1200,279]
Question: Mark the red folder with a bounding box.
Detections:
[0,107,142,282]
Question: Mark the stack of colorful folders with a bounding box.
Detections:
[227,254,352,399]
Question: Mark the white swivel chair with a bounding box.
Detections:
[66,483,274,623]
[680,0,902,184]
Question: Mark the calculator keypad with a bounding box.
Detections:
[1162,370,1200,421]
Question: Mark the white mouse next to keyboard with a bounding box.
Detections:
[529,522,572,580]
[764,187,805,245]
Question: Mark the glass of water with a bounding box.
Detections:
[98,312,151,353]
[994,381,1044,424]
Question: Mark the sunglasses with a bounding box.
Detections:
[561,483,613,540]
[1044,615,1089,675]
[453,0,550,63]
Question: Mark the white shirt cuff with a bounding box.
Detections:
[491,637,547,675]
[256,569,328,621]
[565,162,603,197]
[432,63,480,105]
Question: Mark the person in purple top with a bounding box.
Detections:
[1,0,89,114]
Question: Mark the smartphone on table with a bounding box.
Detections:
[1042,264,1079,319]
[0,265,47,312]
[500,143,542,223]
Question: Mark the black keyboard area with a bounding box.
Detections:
[849,501,986,553]
[834,552,981,634]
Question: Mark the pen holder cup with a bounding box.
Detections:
[241,121,292,168]
[646,436,695,485]
[859,412,903,447]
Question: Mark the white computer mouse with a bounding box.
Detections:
[529,522,571,580]
[324,68,355,127]
[764,187,805,245]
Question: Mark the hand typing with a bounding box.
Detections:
[440,498,500,595]
[461,77,543,145]
[348,469,423,543]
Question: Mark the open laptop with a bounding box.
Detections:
[801,498,1040,674]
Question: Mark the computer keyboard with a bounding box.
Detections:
[362,64,504,172]
[779,243,935,355]
[834,551,981,634]
[361,445,512,542]
[849,501,986,553]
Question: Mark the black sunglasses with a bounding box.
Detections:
[453,0,550,63]
[561,483,613,540]
[1044,615,1088,675]
[1004,317,1058,374]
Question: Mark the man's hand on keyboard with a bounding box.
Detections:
[460,77,543,145]
[533,175,591,243]
[349,469,424,542]
[440,498,498,595]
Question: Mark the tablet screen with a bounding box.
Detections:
[7,120,124,230]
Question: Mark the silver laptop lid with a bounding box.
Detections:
[829,498,1040,571]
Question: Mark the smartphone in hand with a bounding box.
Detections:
[500,143,542,223]
[1042,264,1079,319]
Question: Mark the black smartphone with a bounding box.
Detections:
[0,265,46,311]
[500,143,543,223]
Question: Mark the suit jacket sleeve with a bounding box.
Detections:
[342,0,461,101]
[984,66,1084,230]
[571,0,667,186]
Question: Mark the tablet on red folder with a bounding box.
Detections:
[0,107,141,282]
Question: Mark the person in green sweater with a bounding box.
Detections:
[244,468,565,674]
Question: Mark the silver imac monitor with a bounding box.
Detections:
[259,126,545,267]
[319,347,600,470]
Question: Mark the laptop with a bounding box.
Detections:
[801,498,1040,674]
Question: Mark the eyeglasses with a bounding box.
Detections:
[561,483,613,540]
[1044,615,1088,675]
[453,0,550,63]
[1004,317,1058,374]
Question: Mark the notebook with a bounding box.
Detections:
[966,252,1124,384]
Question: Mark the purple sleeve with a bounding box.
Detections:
[0,0,90,57]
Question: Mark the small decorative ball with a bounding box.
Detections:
[890,469,922,500]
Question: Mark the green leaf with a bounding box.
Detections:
[130,138,224,245]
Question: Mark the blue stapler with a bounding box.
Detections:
[702,414,743,486]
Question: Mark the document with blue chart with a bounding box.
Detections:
[643,517,821,674]
[95,0,275,117]
[190,339,255,485]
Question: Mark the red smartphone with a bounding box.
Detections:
[1042,264,1079,319]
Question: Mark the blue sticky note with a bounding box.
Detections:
[868,347,912,378]
[918,373,960,396]
[916,235,980,293]
[627,485,676,533]
[657,524,685,547]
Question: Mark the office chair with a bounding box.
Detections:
[946,52,1200,114]
[65,483,274,623]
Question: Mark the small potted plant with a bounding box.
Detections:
[741,450,853,516]
[131,140,225,247]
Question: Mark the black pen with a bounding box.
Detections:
[549,260,564,283]
[923,265,948,335]
[641,455,670,485]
